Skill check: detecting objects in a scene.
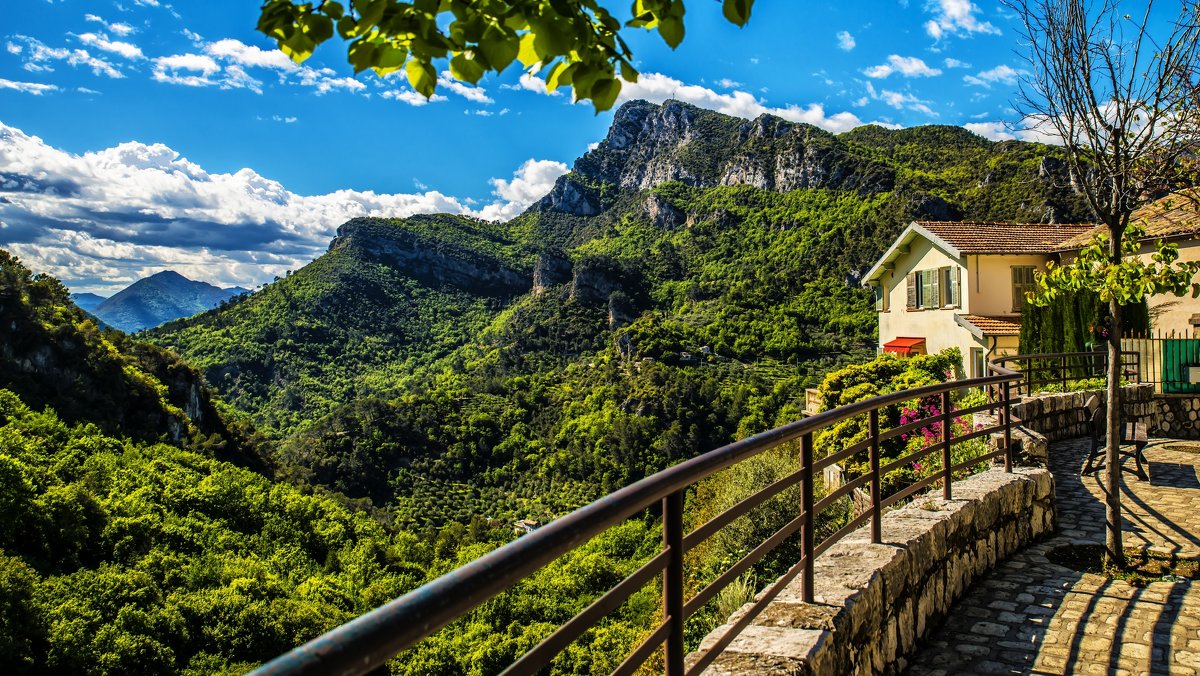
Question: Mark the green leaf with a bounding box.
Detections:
[372,43,407,75]
[722,0,754,26]
[590,77,620,112]
[347,38,377,72]
[406,58,437,97]
[323,1,346,20]
[516,33,539,67]
[450,53,485,84]
[306,14,335,43]
[546,60,575,90]
[478,28,518,71]
[657,15,684,49]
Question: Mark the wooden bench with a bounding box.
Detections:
[1082,395,1149,480]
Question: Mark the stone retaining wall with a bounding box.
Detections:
[986,384,1154,464]
[1150,395,1200,439]
[687,468,1055,675]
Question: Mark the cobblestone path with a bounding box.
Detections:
[907,437,1200,675]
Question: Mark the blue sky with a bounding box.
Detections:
[0,0,1060,293]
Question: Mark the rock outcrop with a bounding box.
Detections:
[330,217,531,296]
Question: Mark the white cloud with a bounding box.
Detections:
[943,57,970,68]
[437,71,492,103]
[613,71,868,134]
[964,121,1014,140]
[837,30,856,51]
[863,54,942,78]
[864,81,937,116]
[85,14,137,37]
[296,66,365,94]
[0,78,59,95]
[9,36,124,78]
[963,64,1021,88]
[502,72,562,96]
[923,0,1000,40]
[716,77,742,89]
[205,38,297,71]
[0,123,567,291]
[476,159,569,221]
[381,88,448,106]
[76,32,144,60]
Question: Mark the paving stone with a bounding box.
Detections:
[906,436,1200,676]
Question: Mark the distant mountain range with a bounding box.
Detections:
[73,270,247,333]
[69,292,107,313]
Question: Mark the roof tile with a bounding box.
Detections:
[915,221,1096,255]
[960,314,1021,336]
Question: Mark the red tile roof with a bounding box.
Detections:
[1056,191,1200,250]
[960,315,1021,336]
[915,221,1096,255]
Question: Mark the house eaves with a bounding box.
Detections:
[862,222,962,286]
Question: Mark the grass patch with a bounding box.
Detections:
[1163,443,1200,455]
[1047,544,1200,586]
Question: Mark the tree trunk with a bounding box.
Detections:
[1106,227,1125,568]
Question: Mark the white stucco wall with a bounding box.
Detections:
[875,244,1046,373]
[877,238,982,368]
[1138,239,1200,334]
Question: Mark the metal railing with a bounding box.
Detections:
[993,350,1140,397]
[251,364,1023,676]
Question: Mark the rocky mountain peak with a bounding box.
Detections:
[535,100,896,217]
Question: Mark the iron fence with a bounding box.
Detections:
[1123,330,1200,394]
[992,350,1141,398]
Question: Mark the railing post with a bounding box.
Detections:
[1003,381,1013,473]
[941,390,953,500]
[1061,354,1067,391]
[869,408,881,544]
[800,431,814,604]
[662,491,684,676]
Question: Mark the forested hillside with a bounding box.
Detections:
[147,99,1093,527]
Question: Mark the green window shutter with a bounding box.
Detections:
[948,266,960,306]
[929,269,940,309]
[907,272,917,309]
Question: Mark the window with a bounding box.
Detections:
[942,266,961,308]
[873,284,889,312]
[971,348,984,378]
[906,266,960,310]
[1011,266,1036,311]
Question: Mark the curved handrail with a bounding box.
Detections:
[252,363,1023,676]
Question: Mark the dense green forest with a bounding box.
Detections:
[3,100,1101,672]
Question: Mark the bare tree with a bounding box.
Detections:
[1008,0,1200,565]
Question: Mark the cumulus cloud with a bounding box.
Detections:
[863,55,942,79]
[205,38,296,72]
[0,123,566,292]
[0,78,59,95]
[963,64,1021,88]
[610,72,868,134]
[923,0,1000,40]
[837,30,856,51]
[476,159,569,221]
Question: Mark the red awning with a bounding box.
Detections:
[883,337,927,356]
